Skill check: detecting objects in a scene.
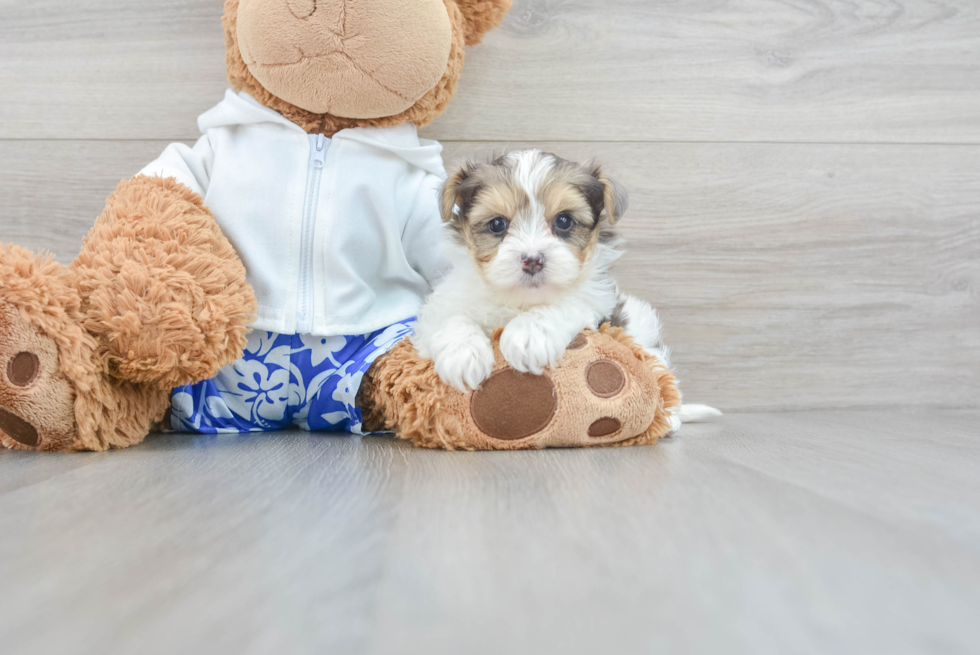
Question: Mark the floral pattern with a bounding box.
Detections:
[171,319,415,434]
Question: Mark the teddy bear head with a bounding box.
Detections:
[223,0,511,134]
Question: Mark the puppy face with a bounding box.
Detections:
[442,150,627,302]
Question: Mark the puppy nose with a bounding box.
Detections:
[522,254,545,275]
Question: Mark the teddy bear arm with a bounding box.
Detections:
[70,175,257,390]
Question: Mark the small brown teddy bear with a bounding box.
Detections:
[0,0,679,451]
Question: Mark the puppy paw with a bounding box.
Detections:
[500,315,568,375]
[433,337,496,392]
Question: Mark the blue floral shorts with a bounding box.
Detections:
[170,319,415,435]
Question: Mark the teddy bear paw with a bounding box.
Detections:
[0,303,78,451]
[462,329,677,449]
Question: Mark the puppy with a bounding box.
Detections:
[413,149,679,397]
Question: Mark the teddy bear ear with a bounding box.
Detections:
[451,0,513,46]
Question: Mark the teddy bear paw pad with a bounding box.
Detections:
[0,406,39,448]
[585,359,626,397]
[588,416,622,438]
[470,368,557,441]
[0,304,78,451]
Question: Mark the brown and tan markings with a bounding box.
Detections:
[440,159,528,263]
[441,153,628,267]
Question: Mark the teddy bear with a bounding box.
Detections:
[0,0,679,452]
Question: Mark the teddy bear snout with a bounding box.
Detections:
[285,0,316,19]
[235,0,454,118]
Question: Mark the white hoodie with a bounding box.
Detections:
[140,90,449,336]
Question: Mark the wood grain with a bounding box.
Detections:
[1,2,978,652]
[0,0,978,142]
[0,411,978,655]
[2,139,976,411]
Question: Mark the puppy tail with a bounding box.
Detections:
[675,403,723,423]
[615,294,670,366]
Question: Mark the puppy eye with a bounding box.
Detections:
[554,212,574,231]
[488,216,509,235]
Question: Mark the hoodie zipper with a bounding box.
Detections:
[296,133,328,333]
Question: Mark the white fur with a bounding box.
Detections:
[414,237,620,386]
[616,294,670,367]
[676,404,723,422]
[482,209,586,304]
[510,150,552,213]
[425,314,496,392]
[413,151,720,426]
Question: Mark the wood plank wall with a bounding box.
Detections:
[1,0,978,411]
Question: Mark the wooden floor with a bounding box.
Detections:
[1,2,979,652]
[0,411,977,654]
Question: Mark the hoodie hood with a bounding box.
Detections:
[199,90,445,177]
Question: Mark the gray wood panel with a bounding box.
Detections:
[0,141,169,259]
[2,139,976,411]
[2,1,978,653]
[1,0,978,142]
[0,410,978,654]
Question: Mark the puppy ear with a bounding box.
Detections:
[589,164,629,225]
[451,0,513,46]
[441,163,474,223]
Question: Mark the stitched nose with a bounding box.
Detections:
[522,254,545,275]
[286,0,316,19]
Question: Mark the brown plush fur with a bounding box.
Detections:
[1,0,683,453]
[455,0,513,45]
[72,175,255,390]
[223,0,511,135]
[363,325,681,451]
[235,0,455,118]
[0,254,88,451]
[0,177,256,451]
